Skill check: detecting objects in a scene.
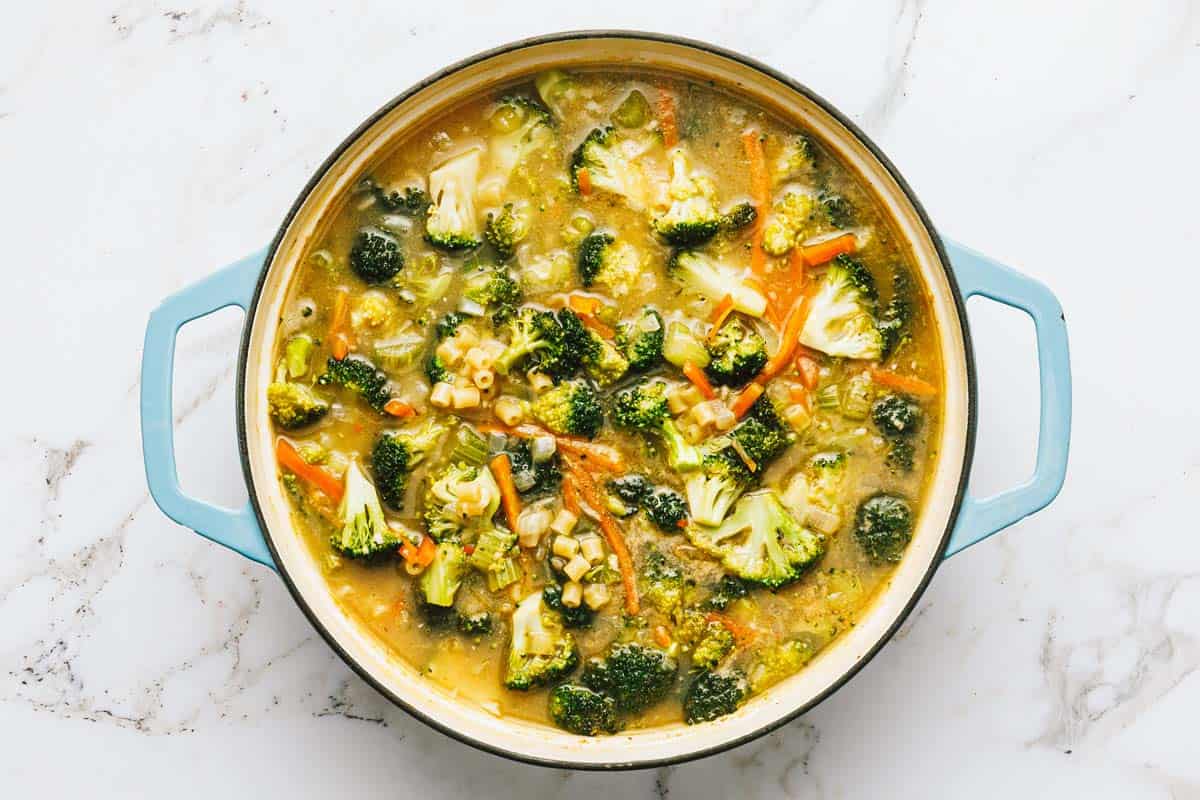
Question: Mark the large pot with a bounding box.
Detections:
[139,31,1071,770]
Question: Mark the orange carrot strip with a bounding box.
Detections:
[743,129,770,275]
[489,453,523,532]
[577,166,592,196]
[563,455,639,615]
[707,294,735,343]
[869,368,938,397]
[478,422,625,472]
[682,361,716,400]
[579,313,616,340]
[730,382,764,419]
[400,535,437,569]
[383,399,417,418]
[329,288,352,361]
[799,233,856,266]
[795,355,820,390]
[568,295,602,315]
[562,479,581,515]
[706,612,756,645]
[757,292,813,382]
[788,384,810,404]
[657,88,678,148]
[276,439,344,503]
[653,625,672,648]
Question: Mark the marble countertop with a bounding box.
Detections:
[4,1,1198,796]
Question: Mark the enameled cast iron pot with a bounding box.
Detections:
[139,32,1072,770]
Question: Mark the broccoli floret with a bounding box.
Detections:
[486,96,555,186]
[582,642,678,713]
[721,202,758,231]
[549,684,620,736]
[684,448,754,527]
[702,575,749,611]
[543,582,597,629]
[607,474,653,509]
[886,439,915,473]
[495,307,565,376]
[705,317,768,387]
[877,265,914,358]
[416,597,460,630]
[425,148,483,251]
[419,541,468,607]
[772,134,816,185]
[570,126,656,211]
[576,232,641,297]
[668,250,767,318]
[761,190,817,256]
[317,355,391,411]
[504,591,580,690]
[531,379,603,438]
[683,670,747,724]
[371,417,450,509]
[644,489,689,532]
[805,451,848,512]
[506,439,562,497]
[374,183,431,215]
[484,202,531,260]
[425,354,450,384]
[557,308,629,386]
[422,462,501,542]
[641,549,685,615]
[610,380,700,471]
[798,254,883,360]
[616,308,665,373]
[331,460,401,558]
[457,611,494,636]
[267,382,329,429]
[748,639,816,693]
[872,393,922,438]
[676,608,735,670]
[854,493,913,564]
[349,228,404,284]
[819,189,855,228]
[685,489,825,588]
[651,147,723,246]
[435,311,469,341]
[464,266,523,320]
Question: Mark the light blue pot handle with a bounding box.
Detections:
[942,240,1072,557]
[140,249,276,569]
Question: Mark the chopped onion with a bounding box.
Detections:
[459,298,487,317]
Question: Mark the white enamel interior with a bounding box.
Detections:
[240,36,971,768]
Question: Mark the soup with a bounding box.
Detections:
[267,68,941,734]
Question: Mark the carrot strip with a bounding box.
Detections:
[489,453,523,532]
[568,295,602,316]
[788,384,810,404]
[794,355,820,390]
[579,313,616,340]
[562,479,581,515]
[400,535,437,569]
[707,294,735,343]
[577,166,592,196]
[276,439,344,503]
[742,129,770,275]
[562,455,639,615]
[477,422,625,472]
[383,399,417,418]
[706,612,756,645]
[869,368,938,397]
[757,292,813,382]
[799,233,856,266]
[657,88,679,148]
[329,288,352,361]
[730,382,764,419]
[653,625,672,648]
[682,361,716,400]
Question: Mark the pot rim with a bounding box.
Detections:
[235,29,977,770]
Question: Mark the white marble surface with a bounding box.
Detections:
[3,0,1198,796]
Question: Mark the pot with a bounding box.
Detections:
[139,31,1071,769]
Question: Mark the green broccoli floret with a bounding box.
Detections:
[495,307,565,376]
[610,380,700,471]
[685,489,825,588]
[854,493,914,564]
[651,147,723,246]
[676,608,735,670]
[684,448,754,527]
[819,189,855,228]
[557,308,629,386]
[644,489,689,532]
[416,597,460,630]
[422,462,501,542]
[504,591,580,690]
[877,265,914,358]
[331,460,401,558]
[761,190,817,256]
[373,182,431,215]
[772,134,816,185]
[886,439,915,472]
[705,317,768,387]
[371,417,450,509]
[543,582,596,629]
[549,684,620,736]
[484,202,531,260]
[425,148,482,252]
[641,549,685,615]
[486,96,555,185]
[349,228,404,284]
[506,438,562,497]
[576,232,641,297]
[457,611,494,636]
[582,642,678,713]
[317,355,391,411]
[702,575,749,611]
[435,311,470,341]
[419,541,468,607]
[531,379,604,438]
[570,126,656,211]
[616,307,665,373]
[748,639,816,693]
[464,266,523,322]
[425,354,450,384]
[798,254,883,360]
[721,202,758,231]
[267,382,329,429]
[872,393,922,438]
[683,670,747,724]
[607,474,653,509]
[805,451,848,512]
[668,250,767,318]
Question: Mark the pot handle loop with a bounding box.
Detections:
[140,250,275,569]
[942,240,1071,557]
